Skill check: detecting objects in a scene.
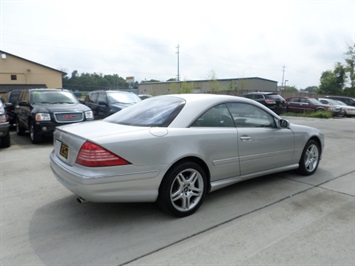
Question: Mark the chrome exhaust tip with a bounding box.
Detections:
[76,197,87,204]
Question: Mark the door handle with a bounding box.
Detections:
[240,136,251,141]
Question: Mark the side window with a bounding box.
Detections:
[191,104,234,127]
[289,98,299,103]
[226,103,276,128]
[97,92,107,104]
[88,92,98,103]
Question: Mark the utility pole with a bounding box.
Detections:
[281,65,286,86]
[176,44,180,82]
[281,65,286,90]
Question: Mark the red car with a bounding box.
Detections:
[286,97,335,114]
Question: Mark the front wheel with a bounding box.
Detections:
[158,162,207,217]
[297,140,320,175]
[30,121,42,144]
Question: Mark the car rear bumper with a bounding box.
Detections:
[50,150,162,202]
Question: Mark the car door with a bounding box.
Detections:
[190,104,240,181]
[226,102,294,176]
[287,97,301,112]
[16,90,31,129]
[299,98,313,112]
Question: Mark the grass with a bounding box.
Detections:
[282,111,333,119]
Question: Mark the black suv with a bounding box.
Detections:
[241,92,286,115]
[83,90,141,119]
[1,89,22,127]
[15,88,94,143]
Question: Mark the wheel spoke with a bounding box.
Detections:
[170,168,205,212]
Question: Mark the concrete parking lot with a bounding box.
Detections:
[1,117,354,266]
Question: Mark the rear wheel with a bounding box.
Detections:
[297,140,320,175]
[158,162,207,217]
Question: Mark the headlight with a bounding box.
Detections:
[85,110,94,120]
[35,113,51,121]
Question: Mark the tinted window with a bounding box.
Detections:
[105,96,185,127]
[191,104,234,127]
[107,92,141,104]
[226,103,276,128]
[289,98,299,103]
[97,92,107,103]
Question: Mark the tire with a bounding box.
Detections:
[297,140,320,175]
[16,118,26,135]
[158,162,207,217]
[30,121,42,144]
[0,132,11,148]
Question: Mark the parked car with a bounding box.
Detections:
[333,100,355,117]
[83,90,141,119]
[325,96,355,107]
[15,88,94,144]
[0,99,11,148]
[50,94,324,217]
[286,96,337,114]
[1,89,22,127]
[317,98,345,117]
[240,92,286,114]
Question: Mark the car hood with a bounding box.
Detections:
[33,103,91,113]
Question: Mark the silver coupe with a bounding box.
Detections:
[50,94,324,217]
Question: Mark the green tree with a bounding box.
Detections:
[283,86,298,93]
[302,86,318,93]
[207,70,221,92]
[318,63,345,95]
[344,44,355,96]
[178,81,194,93]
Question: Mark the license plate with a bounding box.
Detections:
[60,142,69,159]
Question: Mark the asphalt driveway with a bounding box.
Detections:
[1,116,354,266]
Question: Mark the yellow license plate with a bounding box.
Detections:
[60,142,69,159]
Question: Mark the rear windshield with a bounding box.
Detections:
[104,96,185,127]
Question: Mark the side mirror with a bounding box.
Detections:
[279,119,290,128]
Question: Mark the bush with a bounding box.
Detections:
[283,111,333,119]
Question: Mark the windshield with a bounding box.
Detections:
[105,96,185,127]
[31,90,78,104]
[107,92,141,104]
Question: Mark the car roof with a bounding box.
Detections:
[163,94,275,127]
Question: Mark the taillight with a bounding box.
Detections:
[76,141,131,167]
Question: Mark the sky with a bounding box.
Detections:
[0,0,354,89]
